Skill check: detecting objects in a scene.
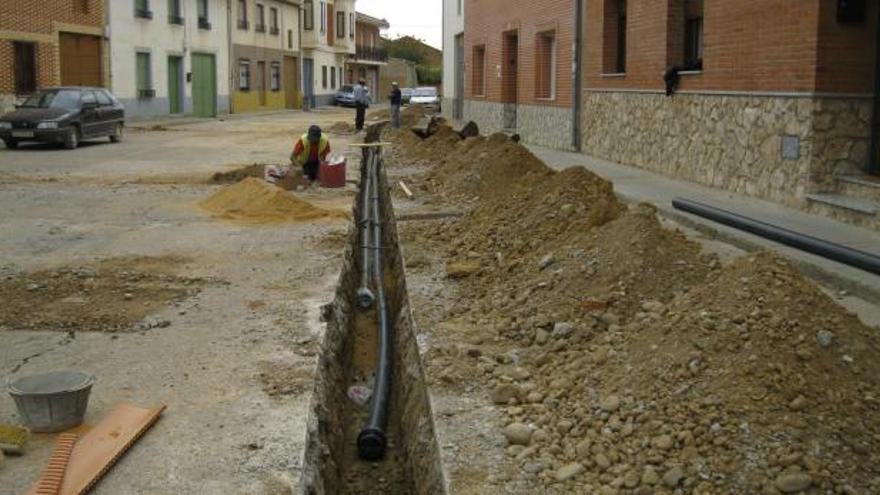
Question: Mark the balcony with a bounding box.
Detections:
[270,26,279,35]
[354,45,388,63]
[198,17,211,30]
[168,14,184,25]
[255,23,266,33]
[238,19,249,30]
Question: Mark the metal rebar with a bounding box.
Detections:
[357,150,375,310]
[358,147,393,461]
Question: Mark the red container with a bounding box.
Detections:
[318,159,346,188]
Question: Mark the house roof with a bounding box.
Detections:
[356,12,390,29]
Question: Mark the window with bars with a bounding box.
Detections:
[472,45,486,96]
[136,52,153,97]
[535,30,556,99]
[239,59,251,90]
[197,0,210,29]
[256,4,265,32]
[13,42,36,94]
[271,63,281,91]
[684,0,703,70]
[270,7,279,34]
[304,0,314,30]
[168,0,183,24]
[237,0,248,29]
[603,0,627,73]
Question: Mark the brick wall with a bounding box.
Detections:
[465,0,574,108]
[0,41,13,93]
[584,0,877,94]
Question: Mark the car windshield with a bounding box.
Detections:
[413,88,437,97]
[20,90,82,110]
[340,85,353,92]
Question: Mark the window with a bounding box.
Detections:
[320,2,326,33]
[603,0,626,73]
[684,0,703,70]
[270,7,279,35]
[168,0,183,24]
[535,30,556,99]
[322,65,327,89]
[136,52,153,97]
[81,91,97,106]
[197,0,210,29]
[13,42,36,94]
[336,11,345,38]
[239,59,251,90]
[288,29,293,48]
[135,0,152,19]
[256,4,265,31]
[331,65,336,88]
[304,0,314,30]
[472,45,485,96]
[95,90,112,106]
[350,13,354,39]
[270,62,281,91]
[237,0,248,29]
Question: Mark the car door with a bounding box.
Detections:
[94,90,117,135]
[78,91,101,137]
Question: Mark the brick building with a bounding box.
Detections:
[448,0,880,229]
[0,0,107,113]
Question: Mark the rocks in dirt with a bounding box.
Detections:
[652,434,673,450]
[599,395,621,413]
[551,322,574,339]
[136,317,171,330]
[538,254,555,270]
[662,466,684,487]
[641,466,659,486]
[788,395,808,411]
[555,462,584,482]
[491,383,521,404]
[816,329,835,348]
[594,453,611,470]
[502,422,533,446]
[774,472,813,493]
[446,261,481,279]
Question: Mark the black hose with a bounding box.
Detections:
[672,197,880,275]
[357,150,375,309]
[358,148,393,461]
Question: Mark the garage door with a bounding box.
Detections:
[59,33,102,87]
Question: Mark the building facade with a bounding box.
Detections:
[582,0,878,227]
[232,0,301,113]
[0,0,107,113]
[301,0,356,107]
[347,12,388,102]
[462,0,578,150]
[441,0,464,120]
[108,0,231,118]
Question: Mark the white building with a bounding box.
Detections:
[441,0,464,120]
[300,0,356,107]
[109,0,230,118]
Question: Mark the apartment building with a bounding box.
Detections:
[441,0,464,120]
[461,0,578,150]
[232,0,301,112]
[301,0,356,107]
[0,0,107,113]
[582,0,878,227]
[347,12,388,101]
[108,0,230,118]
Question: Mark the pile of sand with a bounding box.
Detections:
[328,121,356,135]
[200,178,347,224]
[210,164,266,183]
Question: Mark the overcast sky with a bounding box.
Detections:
[357,0,443,49]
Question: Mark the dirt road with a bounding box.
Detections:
[0,108,357,493]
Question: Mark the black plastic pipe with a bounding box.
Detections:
[672,197,880,275]
[357,150,375,309]
[358,148,393,461]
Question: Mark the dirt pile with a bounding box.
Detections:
[210,164,265,184]
[0,256,202,333]
[327,121,356,135]
[200,178,347,224]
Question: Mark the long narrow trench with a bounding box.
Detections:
[300,136,445,494]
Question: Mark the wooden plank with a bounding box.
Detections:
[398,181,414,199]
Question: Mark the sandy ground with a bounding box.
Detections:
[0,108,358,493]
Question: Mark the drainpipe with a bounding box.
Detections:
[228,0,235,114]
[571,0,583,152]
[870,3,880,174]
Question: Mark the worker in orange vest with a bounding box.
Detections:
[291,125,331,184]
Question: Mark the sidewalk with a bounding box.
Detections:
[126,106,344,129]
[527,144,880,301]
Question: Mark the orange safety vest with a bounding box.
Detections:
[296,133,329,165]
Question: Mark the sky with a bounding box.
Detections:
[356,0,443,49]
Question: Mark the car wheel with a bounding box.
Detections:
[3,139,18,149]
[110,123,124,143]
[63,126,79,150]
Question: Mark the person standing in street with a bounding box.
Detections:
[389,82,402,129]
[353,79,369,132]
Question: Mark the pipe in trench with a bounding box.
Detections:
[357,150,375,309]
[672,197,880,276]
[357,148,393,461]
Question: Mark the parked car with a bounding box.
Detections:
[401,88,414,104]
[334,85,356,107]
[410,87,441,112]
[0,87,125,150]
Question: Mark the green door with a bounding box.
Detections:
[191,53,216,117]
[168,56,183,114]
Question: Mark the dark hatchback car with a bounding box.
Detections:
[0,87,125,150]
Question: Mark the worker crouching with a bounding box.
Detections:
[291,125,331,184]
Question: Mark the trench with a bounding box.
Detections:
[300,132,446,494]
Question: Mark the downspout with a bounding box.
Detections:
[105,0,112,91]
[870,3,880,174]
[571,0,583,152]
[228,0,235,114]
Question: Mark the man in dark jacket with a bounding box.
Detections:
[389,82,402,129]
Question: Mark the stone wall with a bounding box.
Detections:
[581,90,872,207]
[463,99,575,151]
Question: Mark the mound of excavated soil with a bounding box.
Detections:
[328,121,356,135]
[200,178,347,224]
[210,164,266,183]
[0,256,202,333]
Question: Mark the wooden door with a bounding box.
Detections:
[59,33,102,87]
[191,53,216,117]
[168,56,183,114]
[257,61,267,106]
[284,56,299,109]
